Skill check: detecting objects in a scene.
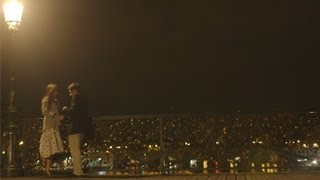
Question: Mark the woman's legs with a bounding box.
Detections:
[41,157,52,176]
[41,157,46,168]
[45,158,52,175]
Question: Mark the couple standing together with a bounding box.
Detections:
[39,82,88,177]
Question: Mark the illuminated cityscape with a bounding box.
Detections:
[2,111,318,175]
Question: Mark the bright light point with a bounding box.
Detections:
[216,141,220,144]
[297,158,308,162]
[303,144,307,148]
[109,146,113,149]
[2,151,5,154]
[19,141,23,145]
[3,0,24,30]
[203,160,208,169]
[98,158,102,161]
[297,140,300,143]
[312,160,318,165]
[313,143,319,148]
[98,171,107,175]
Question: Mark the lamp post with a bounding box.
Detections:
[2,0,24,177]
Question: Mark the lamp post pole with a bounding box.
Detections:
[2,0,24,177]
[159,117,166,175]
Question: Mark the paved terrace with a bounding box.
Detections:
[1,173,320,180]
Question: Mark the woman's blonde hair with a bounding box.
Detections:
[44,83,57,97]
[44,83,58,108]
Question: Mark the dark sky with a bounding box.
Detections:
[1,0,320,116]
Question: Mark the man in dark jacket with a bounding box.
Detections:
[63,82,88,176]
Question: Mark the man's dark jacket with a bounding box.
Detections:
[64,94,89,135]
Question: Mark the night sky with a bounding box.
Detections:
[1,0,320,116]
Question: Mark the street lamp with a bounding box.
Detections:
[2,0,24,177]
[3,0,23,30]
[3,0,23,112]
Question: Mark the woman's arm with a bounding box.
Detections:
[41,97,56,118]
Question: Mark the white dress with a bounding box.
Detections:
[39,97,64,158]
[39,128,64,158]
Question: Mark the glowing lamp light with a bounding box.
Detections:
[303,144,308,148]
[3,0,24,30]
[312,160,318,165]
[203,160,208,169]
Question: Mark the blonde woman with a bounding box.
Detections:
[39,83,64,176]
